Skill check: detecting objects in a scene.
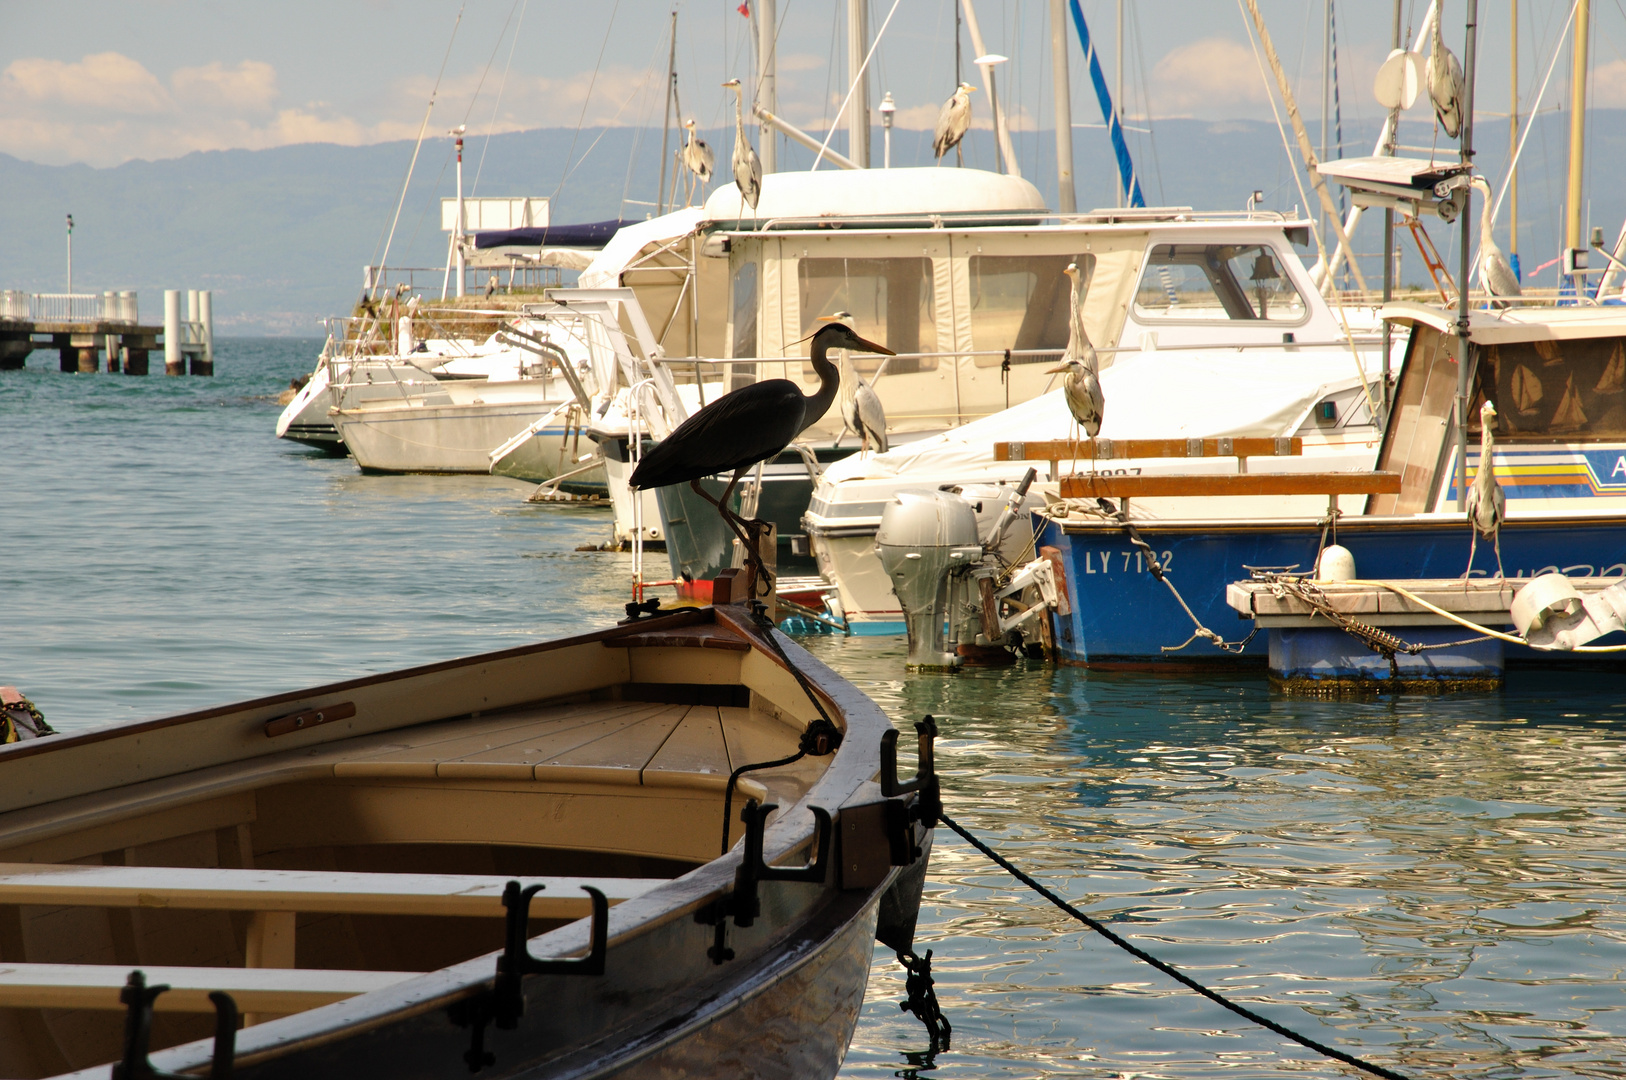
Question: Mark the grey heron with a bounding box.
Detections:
[722,79,762,210]
[1428,4,1464,140]
[933,82,977,161]
[681,119,714,193]
[630,320,893,597]
[1465,399,1506,581]
[826,312,888,454]
[1470,177,1521,307]
[1047,262,1104,468]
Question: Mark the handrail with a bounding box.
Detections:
[649,337,1383,366]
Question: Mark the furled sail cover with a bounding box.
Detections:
[472,219,635,250]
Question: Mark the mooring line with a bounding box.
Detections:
[938,812,1415,1080]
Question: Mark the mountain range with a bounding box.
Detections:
[1,113,1618,335]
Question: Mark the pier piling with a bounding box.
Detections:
[164,291,183,375]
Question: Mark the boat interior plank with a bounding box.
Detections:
[0,963,416,1013]
[640,706,730,784]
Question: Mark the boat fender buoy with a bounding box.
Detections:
[1315,544,1356,582]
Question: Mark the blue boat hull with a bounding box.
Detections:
[1040,515,1626,667]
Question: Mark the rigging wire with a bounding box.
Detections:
[472,0,530,194]
[551,0,624,207]
[371,3,466,295]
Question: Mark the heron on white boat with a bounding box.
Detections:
[1428,3,1464,140]
[1470,177,1521,307]
[1465,399,1506,582]
[933,83,977,161]
[1047,262,1104,470]
[682,119,714,201]
[827,312,888,454]
[722,79,761,210]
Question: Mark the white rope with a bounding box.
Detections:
[374,4,465,297]
[810,0,905,171]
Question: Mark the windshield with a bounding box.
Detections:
[1134,243,1306,323]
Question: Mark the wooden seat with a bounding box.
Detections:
[1058,472,1402,499]
[0,963,416,1013]
[0,863,661,919]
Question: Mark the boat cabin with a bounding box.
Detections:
[583,167,1355,440]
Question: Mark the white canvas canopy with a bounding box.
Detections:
[817,345,1377,490]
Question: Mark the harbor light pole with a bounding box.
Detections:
[451,126,466,299]
[880,93,895,168]
[66,214,73,295]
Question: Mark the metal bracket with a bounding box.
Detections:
[112,970,235,1080]
[880,716,942,847]
[731,800,832,929]
[493,881,608,1029]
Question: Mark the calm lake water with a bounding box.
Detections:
[6,340,1626,1079]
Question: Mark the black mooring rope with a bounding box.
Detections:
[938,812,1415,1080]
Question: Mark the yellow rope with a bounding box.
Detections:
[1342,578,1626,653]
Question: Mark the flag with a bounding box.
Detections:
[738,1,750,15]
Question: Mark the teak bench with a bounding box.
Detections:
[0,963,415,1014]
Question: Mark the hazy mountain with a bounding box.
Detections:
[0,113,1615,335]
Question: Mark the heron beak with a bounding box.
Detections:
[850,335,895,356]
[1046,364,1069,374]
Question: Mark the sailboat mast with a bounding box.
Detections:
[1050,0,1076,213]
[1456,0,1480,513]
[1509,0,1519,270]
[847,0,870,167]
[758,0,777,174]
[657,10,677,216]
[1566,0,1590,256]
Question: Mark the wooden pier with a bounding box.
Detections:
[0,290,213,375]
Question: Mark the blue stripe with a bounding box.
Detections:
[1067,0,1145,209]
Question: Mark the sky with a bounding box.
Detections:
[2,1,1621,171]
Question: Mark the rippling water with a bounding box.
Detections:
[7,342,1626,1079]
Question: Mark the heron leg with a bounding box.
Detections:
[1464,530,1478,588]
[1494,529,1505,581]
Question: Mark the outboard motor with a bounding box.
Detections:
[876,490,983,669]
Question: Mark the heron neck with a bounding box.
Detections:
[734,91,747,140]
[802,345,841,432]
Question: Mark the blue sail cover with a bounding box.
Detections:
[472,219,633,250]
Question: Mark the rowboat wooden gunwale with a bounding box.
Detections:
[0,604,930,1079]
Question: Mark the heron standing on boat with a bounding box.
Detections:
[722,79,761,210]
[827,311,889,454]
[682,119,714,202]
[1466,399,1506,581]
[1471,177,1521,307]
[630,320,893,596]
[1428,4,1464,140]
[933,83,977,161]
[1047,262,1104,469]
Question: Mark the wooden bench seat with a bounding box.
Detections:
[0,963,416,1013]
[997,436,1303,465]
[0,863,663,919]
[1058,471,1402,499]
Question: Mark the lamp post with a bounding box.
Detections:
[879,93,895,168]
[451,125,466,299]
[66,214,73,295]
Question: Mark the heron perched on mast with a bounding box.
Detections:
[1465,400,1506,582]
[1047,262,1104,468]
[1428,2,1464,140]
[1470,177,1521,307]
[722,79,761,210]
[681,119,714,202]
[933,82,977,161]
[630,320,893,597]
[826,312,889,454]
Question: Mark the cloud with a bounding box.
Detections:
[172,61,279,114]
[1147,38,1271,118]
[1595,59,1626,108]
[2,52,171,114]
[0,51,430,165]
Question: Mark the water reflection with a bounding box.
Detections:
[820,643,1626,1079]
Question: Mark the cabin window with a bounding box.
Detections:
[968,254,1094,366]
[729,260,758,390]
[1472,337,1626,441]
[1133,243,1306,323]
[797,257,937,377]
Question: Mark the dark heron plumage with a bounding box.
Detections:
[630,321,894,598]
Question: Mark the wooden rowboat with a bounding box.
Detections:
[0,604,936,1078]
